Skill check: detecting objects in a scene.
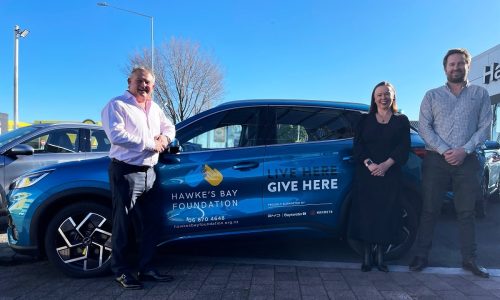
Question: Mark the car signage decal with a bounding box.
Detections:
[203,164,223,186]
[168,164,241,229]
[266,165,339,193]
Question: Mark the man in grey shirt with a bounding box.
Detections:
[409,48,492,278]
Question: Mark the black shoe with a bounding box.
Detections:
[115,273,143,290]
[361,263,372,272]
[409,256,428,272]
[376,263,389,273]
[138,269,174,282]
[361,244,372,272]
[462,260,489,278]
[375,245,389,273]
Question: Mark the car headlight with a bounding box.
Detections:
[11,170,53,189]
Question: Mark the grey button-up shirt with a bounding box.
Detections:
[419,82,492,154]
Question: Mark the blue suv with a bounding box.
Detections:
[6,99,425,277]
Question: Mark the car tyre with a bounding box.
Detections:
[44,202,112,278]
[347,196,418,260]
[491,180,500,203]
[0,187,8,214]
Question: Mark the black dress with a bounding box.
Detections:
[348,113,410,244]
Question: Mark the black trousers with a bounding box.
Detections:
[108,159,158,275]
[414,152,480,261]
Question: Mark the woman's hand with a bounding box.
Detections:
[367,163,382,176]
[369,164,384,176]
[369,158,395,177]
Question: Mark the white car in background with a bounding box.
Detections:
[0,123,110,213]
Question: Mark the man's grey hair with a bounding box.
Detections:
[129,66,155,83]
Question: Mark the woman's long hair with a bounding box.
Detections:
[369,81,398,114]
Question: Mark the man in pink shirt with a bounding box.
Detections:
[101,67,176,290]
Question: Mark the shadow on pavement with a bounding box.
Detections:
[0,220,40,267]
[0,201,499,270]
[0,254,39,267]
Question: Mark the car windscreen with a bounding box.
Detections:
[0,126,39,148]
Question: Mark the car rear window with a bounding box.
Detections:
[269,107,361,144]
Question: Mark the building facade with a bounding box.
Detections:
[0,113,8,134]
[469,44,500,141]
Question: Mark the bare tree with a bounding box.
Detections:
[128,38,224,124]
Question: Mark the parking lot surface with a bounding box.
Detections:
[2,200,500,299]
[1,233,500,299]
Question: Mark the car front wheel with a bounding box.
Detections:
[44,202,112,278]
[347,196,418,260]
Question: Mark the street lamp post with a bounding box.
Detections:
[13,25,30,130]
[97,2,154,75]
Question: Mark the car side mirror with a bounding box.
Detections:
[5,144,35,157]
[482,140,500,150]
[167,138,182,154]
[159,139,182,164]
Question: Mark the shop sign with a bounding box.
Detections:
[483,62,500,84]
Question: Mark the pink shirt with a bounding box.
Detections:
[101,91,176,167]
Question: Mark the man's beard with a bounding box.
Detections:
[447,72,466,83]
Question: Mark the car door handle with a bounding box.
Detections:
[233,162,259,170]
[342,156,352,161]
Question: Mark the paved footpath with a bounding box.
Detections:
[1,233,500,299]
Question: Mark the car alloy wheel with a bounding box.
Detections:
[45,202,112,277]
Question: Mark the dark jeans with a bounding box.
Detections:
[109,160,158,275]
[414,152,480,261]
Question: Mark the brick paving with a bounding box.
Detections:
[1,233,499,299]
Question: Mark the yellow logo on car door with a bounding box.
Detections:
[203,164,223,186]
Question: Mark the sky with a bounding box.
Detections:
[1,0,500,123]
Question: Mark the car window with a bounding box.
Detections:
[24,129,79,153]
[179,107,263,152]
[90,129,111,152]
[24,134,49,152]
[270,107,360,144]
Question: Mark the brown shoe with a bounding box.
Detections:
[462,260,489,278]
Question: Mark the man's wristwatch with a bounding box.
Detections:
[364,159,373,167]
[465,148,472,155]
